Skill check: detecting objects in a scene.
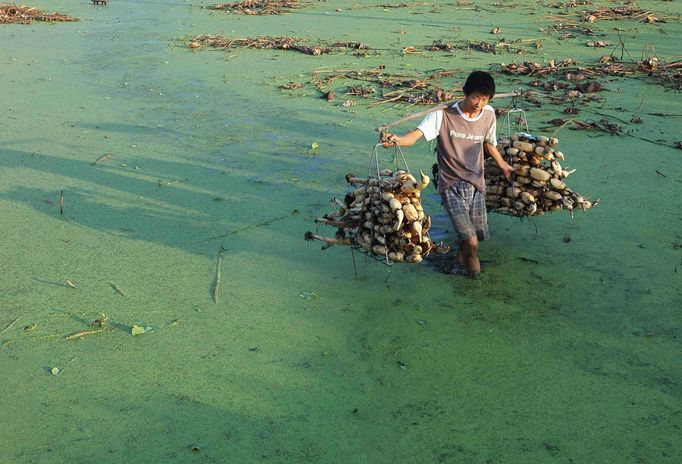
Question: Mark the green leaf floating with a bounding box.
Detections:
[131,325,146,336]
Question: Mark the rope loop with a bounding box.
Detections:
[369,143,411,177]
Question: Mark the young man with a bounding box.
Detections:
[381,71,515,277]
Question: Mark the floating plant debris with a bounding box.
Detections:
[108,282,126,297]
[299,291,317,300]
[64,328,107,340]
[279,81,304,91]
[427,38,541,55]
[187,34,371,56]
[212,245,225,304]
[208,0,316,15]
[89,314,108,328]
[586,40,611,47]
[571,118,622,134]
[91,153,113,166]
[499,57,682,90]
[188,35,327,55]
[0,4,79,24]
[541,22,599,38]
[581,6,668,24]
[545,5,670,26]
[345,85,375,98]
[131,325,153,336]
[309,67,462,105]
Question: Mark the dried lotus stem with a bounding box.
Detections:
[304,231,353,246]
[64,328,107,341]
[345,174,370,185]
[212,245,225,304]
[314,217,354,228]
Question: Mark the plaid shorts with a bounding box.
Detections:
[441,181,490,242]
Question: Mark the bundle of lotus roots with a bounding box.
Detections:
[305,169,438,264]
[485,133,598,217]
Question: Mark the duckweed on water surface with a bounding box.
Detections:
[1,0,680,462]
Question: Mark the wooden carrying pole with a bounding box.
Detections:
[374,90,533,133]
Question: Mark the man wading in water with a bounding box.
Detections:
[380,71,515,278]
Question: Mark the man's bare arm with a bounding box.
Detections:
[380,129,424,148]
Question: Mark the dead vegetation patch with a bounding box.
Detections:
[208,0,316,15]
[0,4,79,23]
[427,38,542,54]
[310,66,460,105]
[581,6,668,24]
[548,0,592,9]
[187,34,370,56]
[499,56,682,90]
[541,22,600,39]
[377,2,433,7]
[189,35,328,55]
[541,117,623,135]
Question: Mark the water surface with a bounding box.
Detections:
[1,1,680,462]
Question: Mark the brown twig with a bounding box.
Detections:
[314,218,353,228]
[212,245,225,304]
[0,317,19,335]
[108,282,126,297]
[550,118,575,137]
[64,328,107,340]
[304,231,353,247]
[200,213,290,242]
[91,153,113,166]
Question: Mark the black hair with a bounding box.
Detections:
[462,71,496,99]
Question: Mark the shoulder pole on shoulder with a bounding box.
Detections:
[374,89,534,133]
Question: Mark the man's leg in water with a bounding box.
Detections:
[459,236,480,277]
[442,181,487,277]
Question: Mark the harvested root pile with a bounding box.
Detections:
[485,133,598,217]
[305,169,437,264]
[209,0,303,15]
[0,4,79,24]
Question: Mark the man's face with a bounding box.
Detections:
[462,92,490,113]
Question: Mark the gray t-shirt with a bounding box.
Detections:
[417,101,497,193]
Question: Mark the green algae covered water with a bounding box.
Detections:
[1,1,681,462]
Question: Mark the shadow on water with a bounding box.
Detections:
[8,373,352,463]
[0,139,367,281]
